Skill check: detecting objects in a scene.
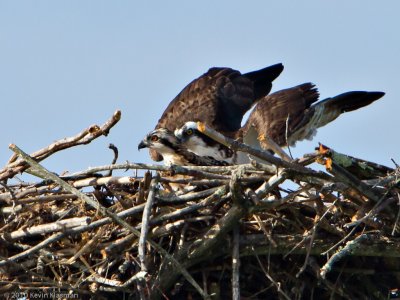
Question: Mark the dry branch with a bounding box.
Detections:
[5,217,90,241]
[1,110,121,182]
[0,116,398,299]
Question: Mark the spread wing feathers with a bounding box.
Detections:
[242,64,286,100]
[151,63,284,161]
[241,84,385,149]
[240,83,319,147]
[288,90,385,145]
[305,91,385,128]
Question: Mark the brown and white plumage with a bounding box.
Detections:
[241,83,385,150]
[240,83,319,148]
[176,83,385,162]
[142,62,384,165]
[150,63,284,161]
[138,128,229,166]
[175,121,248,164]
[138,129,228,192]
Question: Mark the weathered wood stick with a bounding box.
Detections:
[65,228,105,265]
[138,175,159,272]
[5,217,90,241]
[157,186,223,203]
[238,233,400,258]
[72,176,138,188]
[320,233,371,278]
[0,110,121,181]
[317,143,393,179]
[258,133,292,162]
[232,226,240,300]
[69,162,240,177]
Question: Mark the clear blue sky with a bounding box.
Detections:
[1,1,399,175]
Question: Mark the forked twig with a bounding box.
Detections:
[1,110,121,181]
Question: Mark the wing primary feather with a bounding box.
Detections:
[243,63,284,83]
[243,63,284,99]
[288,90,385,144]
[319,91,385,113]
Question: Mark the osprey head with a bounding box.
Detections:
[175,121,228,160]
[174,121,207,151]
[138,128,178,152]
[138,128,185,166]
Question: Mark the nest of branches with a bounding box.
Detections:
[0,111,399,300]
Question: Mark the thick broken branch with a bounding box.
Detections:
[1,110,121,182]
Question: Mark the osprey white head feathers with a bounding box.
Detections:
[138,128,184,166]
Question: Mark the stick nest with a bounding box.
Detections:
[0,111,399,300]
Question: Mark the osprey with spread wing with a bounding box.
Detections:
[175,83,384,163]
[139,64,385,165]
[139,63,284,164]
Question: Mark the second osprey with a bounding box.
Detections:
[138,63,384,165]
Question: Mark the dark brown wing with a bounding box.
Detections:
[150,63,284,161]
[241,83,319,147]
[242,85,385,149]
[287,90,386,146]
[302,91,385,129]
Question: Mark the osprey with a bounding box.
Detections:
[137,129,229,192]
[149,63,284,162]
[138,128,228,166]
[175,83,385,162]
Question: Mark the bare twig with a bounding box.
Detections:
[232,226,241,300]
[1,110,121,181]
[188,204,247,263]
[69,162,239,177]
[392,192,400,236]
[285,114,294,160]
[139,175,159,272]
[157,186,223,203]
[258,133,292,162]
[106,143,119,177]
[5,217,90,241]
[253,249,291,300]
[149,186,227,226]
[320,233,372,278]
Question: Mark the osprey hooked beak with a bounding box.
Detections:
[138,139,148,150]
[138,129,164,151]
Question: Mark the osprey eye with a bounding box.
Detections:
[186,129,193,135]
[150,135,159,142]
